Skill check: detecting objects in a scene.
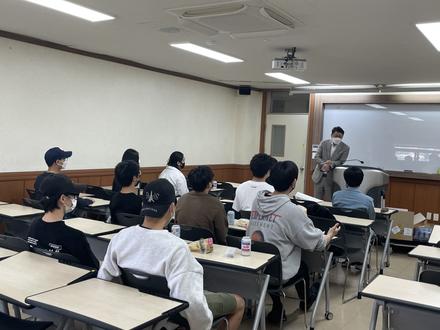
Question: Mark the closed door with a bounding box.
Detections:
[265,114,309,193]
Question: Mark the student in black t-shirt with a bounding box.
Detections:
[27,174,99,269]
[109,160,142,224]
[112,148,140,192]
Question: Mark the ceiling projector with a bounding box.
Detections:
[272,47,307,71]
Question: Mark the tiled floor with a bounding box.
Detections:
[241,246,415,330]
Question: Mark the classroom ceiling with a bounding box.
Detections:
[1,0,440,90]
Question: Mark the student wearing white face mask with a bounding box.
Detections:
[312,126,350,201]
[28,174,99,269]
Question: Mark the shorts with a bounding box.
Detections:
[204,291,237,318]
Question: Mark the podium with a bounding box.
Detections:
[333,166,389,207]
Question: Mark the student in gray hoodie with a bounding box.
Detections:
[247,160,340,323]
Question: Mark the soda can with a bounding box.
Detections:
[171,224,181,238]
[241,236,251,256]
[213,180,218,189]
[227,210,235,225]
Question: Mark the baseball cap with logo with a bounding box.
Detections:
[44,147,72,167]
[141,179,176,218]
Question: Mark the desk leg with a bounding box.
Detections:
[1,301,9,316]
[369,300,381,330]
[380,220,393,274]
[414,260,423,281]
[358,229,374,298]
[13,305,21,319]
[56,317,68,330]
[253,274,269,330]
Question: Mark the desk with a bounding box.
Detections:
[0,247,17,259]
[192,244,273,330]
[225,182,240,188]
[0,251,91,308]
[0,201,7,206]
[362,275,440,330]
[334,215,374,227]
[0,204,44,239]
[221,199,234,204]
[86,198,110,208]
[428,225,440,245]
[318,201,398,217]
[26,278,187,330]
[228,219,248,233]
[409,245,440,280]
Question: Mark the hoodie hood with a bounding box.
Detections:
[254,190,291,217]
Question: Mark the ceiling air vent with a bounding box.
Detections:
[167,0,298,39]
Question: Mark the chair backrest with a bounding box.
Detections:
[85,185,114,201]
[240,210,251,219]
[328,206,370,219]
[293,199,336,220]
[0,234,29,252]
[32,247,81,266]
[120,268,170,296]
[26,189,37,199]
[419,270,440,286]
[309,215,346,257]
[226,235,282,285]
[114,213,143,227]
[23,198,44,210]
[218,182,235,200]
[179,225,214,242]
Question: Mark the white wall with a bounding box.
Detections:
[0,37,262,172]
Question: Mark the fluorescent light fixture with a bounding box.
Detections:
[416,22,440,51]
[170,43,243,63]
[388,82,440,88]
[296,84,375,90]
[265,72,309,85]
[408,117,424,121]
[390,111,407,116]
[366,104,387,109]
[23,0,114,22]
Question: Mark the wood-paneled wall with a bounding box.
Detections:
[0,164,251,204]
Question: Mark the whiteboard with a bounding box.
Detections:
[323,104,440,174]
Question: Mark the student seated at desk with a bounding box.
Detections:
[98,179,245,330]
[233,153,276,212]
[159,151,189,197]
[112,148,140,192]
[332,166,375,220]
[175,166,228,245]
[28,174,99,269]
[109,160,142,223]
[247,161,340,323]
[34,147,93,208]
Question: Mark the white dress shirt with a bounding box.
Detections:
[159,166,189,196]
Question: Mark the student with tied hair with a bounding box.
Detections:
[332,166,375,219]
[112,148,140,192]
[27,174,99,269]
[159,151,189,197]
[247,160,340,323]
[175,166,228,245]
[109,160,143,223]
[233,153,277,212]
[99,179,245,330]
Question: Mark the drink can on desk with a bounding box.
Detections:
[241,236,251,256]
[212,180,218,189]
[171,225,181,238]
[227,211,235,225]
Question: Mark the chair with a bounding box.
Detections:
[32,247,81,266]
[179,225,214,242]
[327,206,370,219]
[226,236,307,329]
[114,213,142,227]
[26,189,38,199]
[23,198,44,210]
[218,182,235,200]
[0,312,52,330]
[419,270,440,286]
[0,234,29,252]
[120,268,228,329]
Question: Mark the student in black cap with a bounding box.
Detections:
[99,179,245,330]
[28,174,99,269]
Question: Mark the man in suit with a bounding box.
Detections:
[312,126,350,201]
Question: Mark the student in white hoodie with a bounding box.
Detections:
[98,179,244,330]
[247,161,340,323]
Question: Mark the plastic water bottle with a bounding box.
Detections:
[227,211,235,225]
[171,225,181,238]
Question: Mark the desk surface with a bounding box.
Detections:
[0,251,91,307]
[362,275,440,312]
[98,232,118,241]
[192,243,274,271]
[318,201,397,216]
[229,219,248,232]
[79,193,94,198]
[26,278,186,330]
[225,182,240,188]
[0,247,17,259]
[334,215,374,227]
[221,199,234,204]
[86,198,110,208]
[0,201,7,205]
[428,225,440,245]
[0,204,44,217]
[409,245,440,261]
[65,218,124,236]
